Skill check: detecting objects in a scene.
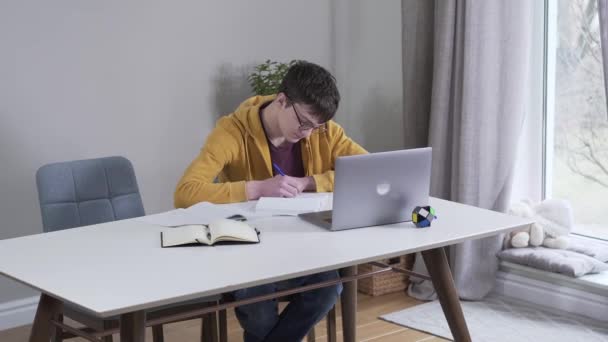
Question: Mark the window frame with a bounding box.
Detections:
[543,0,608,242]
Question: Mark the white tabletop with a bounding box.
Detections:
[0,196,531,318]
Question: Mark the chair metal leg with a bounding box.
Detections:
[326,305,337,342]
[307,304,337,342]
[218,309,228,342]
[307,327,316,341]
[152,324,164,342]
[102,320,114,342]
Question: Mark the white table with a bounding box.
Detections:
[0,196,532,342]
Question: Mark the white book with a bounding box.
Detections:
[161,219,260,247]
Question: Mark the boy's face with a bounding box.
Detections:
[278,94,324,143]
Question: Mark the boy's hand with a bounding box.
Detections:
[246,176,316,200]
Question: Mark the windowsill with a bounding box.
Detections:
[572,229,608,242]
[499,261,608,297]
[569,234,608,290]
[499,233,608,296]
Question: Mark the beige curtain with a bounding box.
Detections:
[402,0,535,300]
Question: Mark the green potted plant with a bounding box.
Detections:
[248,59,297,96]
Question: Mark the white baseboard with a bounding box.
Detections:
[494,270,608,321]
[0,296,39,331]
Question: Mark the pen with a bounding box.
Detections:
[272,163,286,176]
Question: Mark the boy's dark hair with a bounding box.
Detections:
[278,61,340,123]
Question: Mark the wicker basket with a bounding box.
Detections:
[357,254,415,296]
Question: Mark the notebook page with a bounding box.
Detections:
[209,219,259,243]
[161,225,209,246]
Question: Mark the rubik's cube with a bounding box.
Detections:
[412,206,436,228]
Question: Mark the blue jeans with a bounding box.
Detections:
[233,270,342,342]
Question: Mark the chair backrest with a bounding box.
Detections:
[36,156,145,232]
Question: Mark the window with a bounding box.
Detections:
[546,0,608,241]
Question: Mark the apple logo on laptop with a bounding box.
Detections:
[376,182,391,196]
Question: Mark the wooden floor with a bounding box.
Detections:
[0,292,448,342]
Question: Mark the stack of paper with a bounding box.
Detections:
[136,193,332,227]
[255,196,325,216]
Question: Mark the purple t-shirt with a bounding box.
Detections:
[268,140,305,177]
[260,109,305,177]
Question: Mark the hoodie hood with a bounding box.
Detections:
[216,95,277,178]
[223,94,276,142]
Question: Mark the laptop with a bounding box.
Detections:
[298,147,432,231]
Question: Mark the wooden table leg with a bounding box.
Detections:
[421,247,471,342]
[201,312,218,342]
[29,294,63,342]
[340,266,357,342]
[120,310,146,342]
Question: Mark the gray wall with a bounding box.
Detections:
[333,0,404,152]
[0,0,402,306]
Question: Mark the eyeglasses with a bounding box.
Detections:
[290,102,327,133]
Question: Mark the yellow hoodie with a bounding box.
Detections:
[174,95,367,207]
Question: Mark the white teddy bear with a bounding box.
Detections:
[505,198,573,249]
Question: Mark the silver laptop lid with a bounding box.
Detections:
[331,147,432,230]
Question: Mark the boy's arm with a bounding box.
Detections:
[311,123,368,192]
[174,127,247,207]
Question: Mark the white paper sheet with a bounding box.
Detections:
[135,202,238,227]
[254,196,327,216]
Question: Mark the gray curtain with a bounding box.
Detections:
[403,0,534,300]
[599,0,608,118]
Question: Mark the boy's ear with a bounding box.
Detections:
[276,92,289,108]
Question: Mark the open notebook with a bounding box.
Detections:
[161,219,260,247]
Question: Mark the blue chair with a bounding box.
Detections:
[36,156,220,342]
